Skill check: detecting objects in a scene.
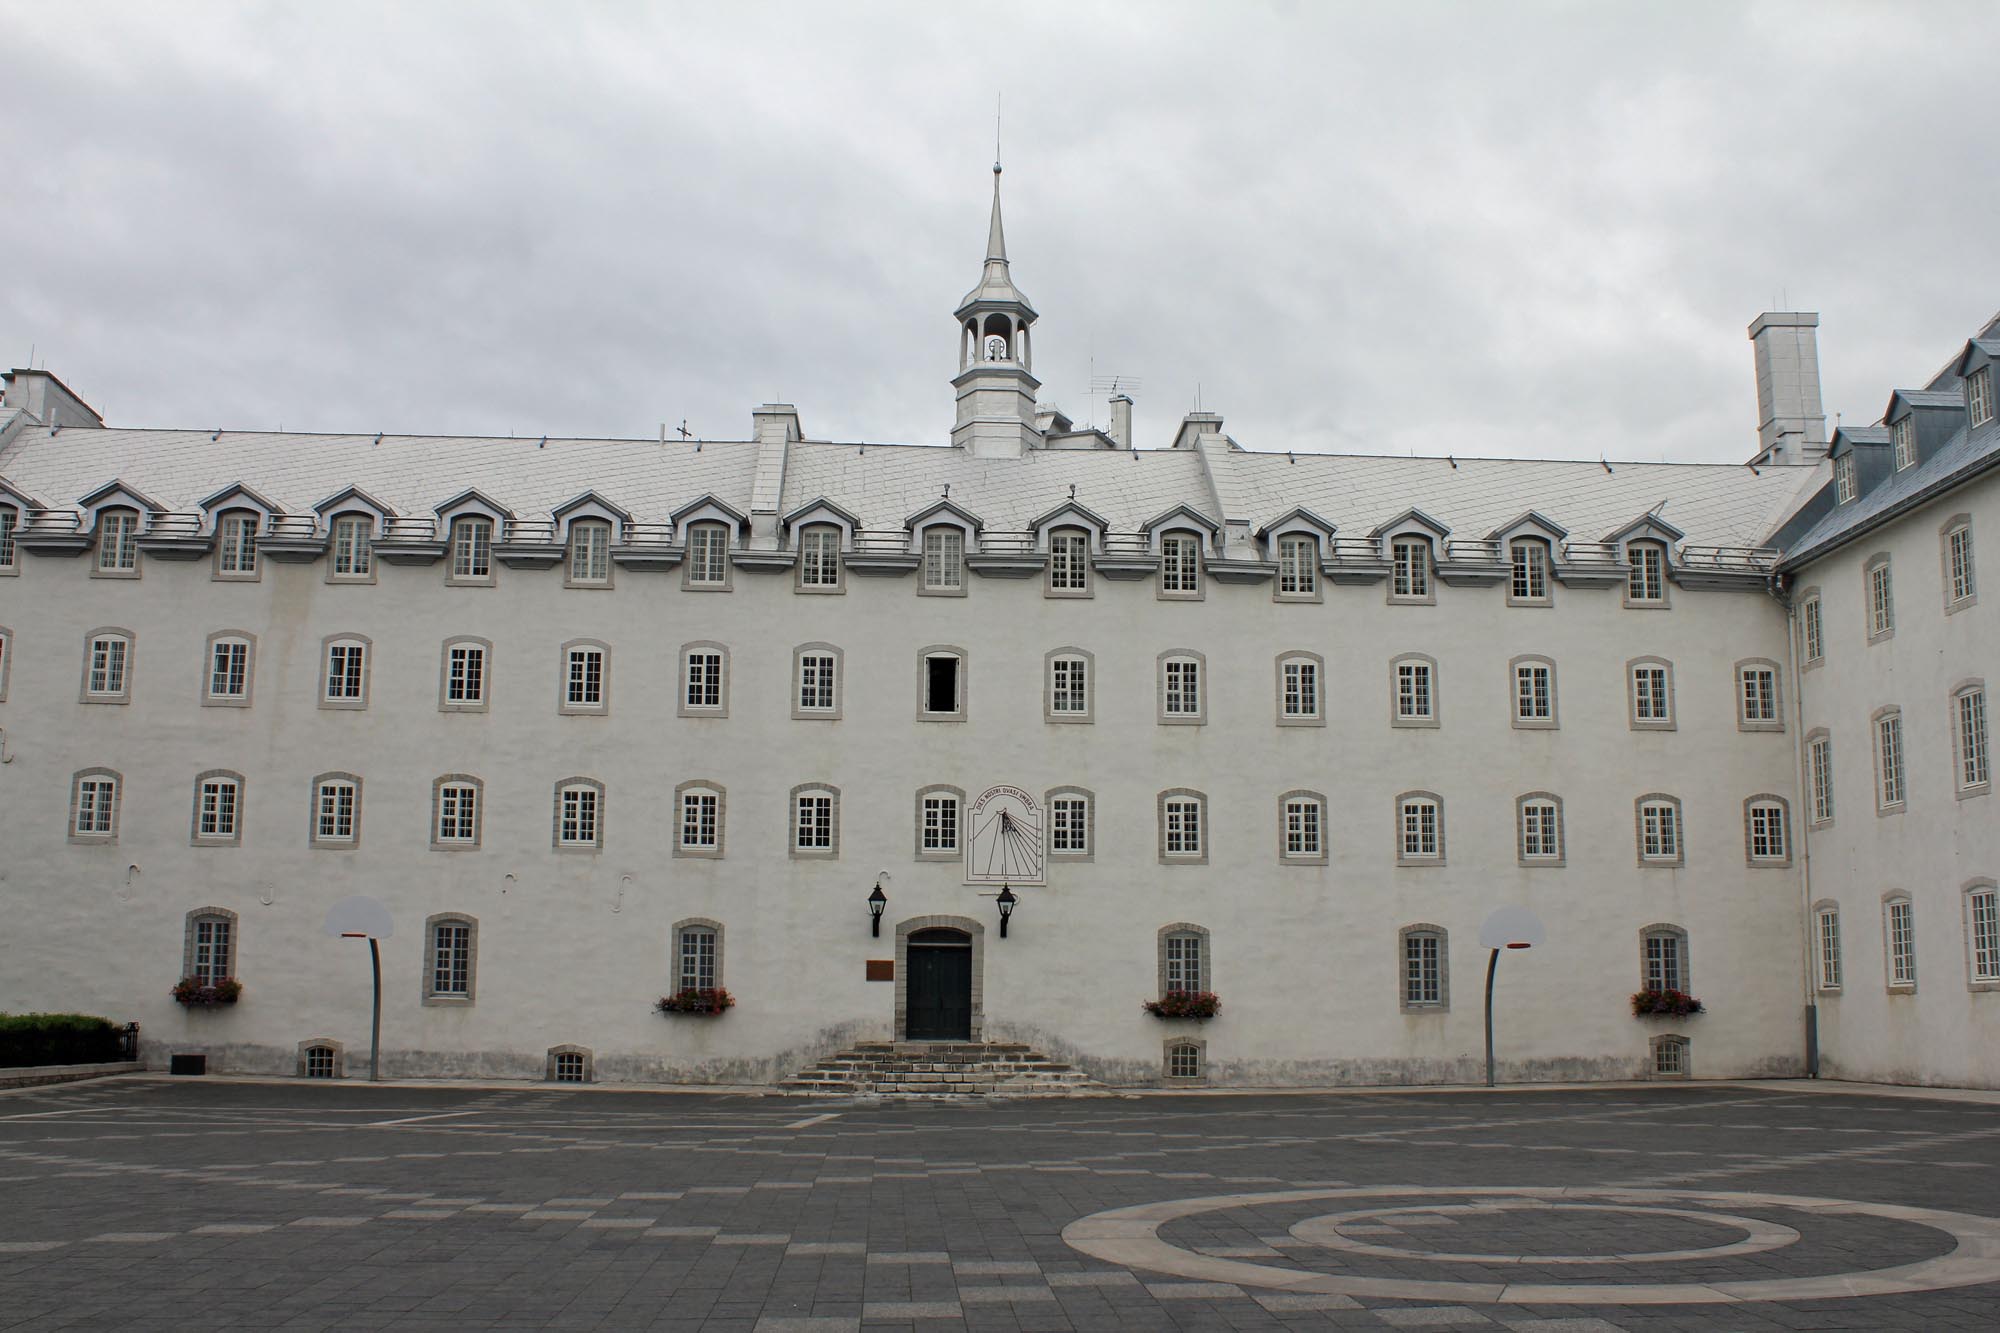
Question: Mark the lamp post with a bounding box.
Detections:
[321,895,395,1083]
[995,883,1017,938]
[1477,906,1545,1089]
[868,876,888,938]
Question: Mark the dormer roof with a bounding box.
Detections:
[1951,338,2000,377]
[78,479,164,512]
[903,497,984,532]
[1601,511,1686,546]
[551,489,632,524]
[434,487,515,520]
[670,493,749,530]
[1142,502,1221,535]
[1255,505,1338,539]
[0,475,49,510]
[781,496,861,531]
[1484,509,1568,543]
[313,484,397,519]
[197,481,285,516]
[1029,499,1109,534]
[1884,389,1964,422]
[1368,507,1450,540]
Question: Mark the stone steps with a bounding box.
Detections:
[776,1041,1099,1098]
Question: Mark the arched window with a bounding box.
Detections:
[190,770,245,847]
[546,1045,593,1083]
[1045,786,1093,862]
[1275,533,1319,600]
[1164,1038,1207,1085]
[448,514,494,584]
[1736,658,1783,731]
[1627,657,1675,730]
[684,521,731,589]
[920,526,965,594]
[1159,532,1202,598]
[1395,791,1444,865]
[1047,527,1092,596]
[679,642,729,717]
[1276,652,1323,725]
[1399,925,1448,1011]
[1966,881,2000,987]
[1391,653,1438,727]
[1508,538,1552,605]
[0,501,18,571]
[184,907,239,986]
[439,636,491,712]
[214,510,260,579]
[1743,795,1790,865]
[431,774,483,850]
[918,646,968,720]
[564,518,612,587]
[1046,648,1092,722]
[1650,1034,1690,1077]
[553,778,604,851]
[80,627,134,704]
[1390,536,1433,603]
[1625,540,1668,606]
[1806,729,1834,824]
[790,783,840,858]
[298,1039,344,1079]
[1278,790,1326,864]
[674,781,725,858]
[95,507,140,575]
[559,639,611,716]
[1883,893,1916,991]
[320,634,371,709]
[793,643,842,719]
[798,523,842,592]
[1158,651,1206,724]
[1953,680,1990,794]
[915,784,964,860]
[424,914,478,1004]
[1941,514,1976,611]
[673,918,725,993]
[1640,924,1690,992]
[69,768,122,843]
[1516,792,1564,865]
[1635,794,1683,866]
[1864,552,1895,642]
[204,631,256,707]
[309,772,362,849]
[1157,923,1210,997]
[1813,902,1843,992]
[1509,654,1557,729]
[328,512,375,582]
[1157,790,1206,863]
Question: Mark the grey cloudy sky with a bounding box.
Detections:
[4,1,1997,462]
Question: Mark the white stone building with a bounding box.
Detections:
[0,174,1992,1088]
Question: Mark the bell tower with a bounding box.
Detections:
[950,163,1041,457]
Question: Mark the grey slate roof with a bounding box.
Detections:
[1778,413,2000,570]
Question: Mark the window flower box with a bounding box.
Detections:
[1143,991,1220,1020]
[656,987,734,1016]
[172,977,242,1007]
[1631,988,1703,1018]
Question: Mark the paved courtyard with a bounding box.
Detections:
[3,1079,1999,1330]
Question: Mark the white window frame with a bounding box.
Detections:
[1641,925,1690,993]
[1275,533,1319,601]
[1391,653,1439,728]
[678,642,730,718]
[793,643,843,720]
[1516,792,1564,866]
[553,778,604,852]
[1158,531,1202,599]
[915,784,964,861]
[1954,683,1990,796]
[1625,540,1668,607]
[1158,788,1207,864]
[1635,795,1683,866]
[675,919,723,992]
[320,634,371,710]
[185,909,237,986]
[214,511,260,580]
[1800,591,1825,667]
[1735,659,1783,732]
[431,775,483,850]
[329,513,375,582]
[1628,657,1675,731]
[1400,925,1448,1011]
[917,645,968,722]
[424,914,478,1004]
[203,632,255,708]
[1834,453,1858,504]
[1874,707,1906,812]
[1158,651,1206,725]
[1743,796,1790,866]
[1510,655,1557,729]
[439,637,491,713]
[1389,536,1433,603]
[1395,791,1444,865]
[69,768,122,843]
[1046,649,1093,723]
[790,783,840,858]
[1891,415,1917,471]
[191,770,244,846]
[1278,789,1326,865]
[310,772,362,849]
[920,526,965,595]
[1807,730,1835,825]
[1815,903,1843,992]
[1968,365,1995,427]
[1966,882,2000,988]
[1046,786,1093,862]
[1047,527,1092,598]
[1943,517,1976,611]
[0,503,17,572]
[559,640,610,716]
[684,521,732,590]
[95,508,140,576]
[797,524,843,594]
[81,629,133,704]
[1160,926,1207,996]
[448,514,495,585]
[1865,554,1895,643]
[1884,895,1916,992]
[1508,538,1552,606]
[566,518,613,588]
[673,780,725,858]
[1276,652,1324,726]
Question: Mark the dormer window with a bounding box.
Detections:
[1892,417,1917,471]
[685,521,730,588]
[215,512,259,579]
[921,528,964,593]
[1626,541,1668,605]
[1276,534,1317,598]
[568,519,611,586]
[798,525,842,591]
[1834,453,1858,504]
[0,503,17,570]
[1160,533,1201,597]
[1390,537,1432,602]
[1509,539,1551,604]
[330,514,374,580]
[1048,528,1091,595]
[96,509,140,574]
[1970,366,1995,427]
[450,515,493,582]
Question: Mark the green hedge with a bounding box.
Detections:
[0,1013,122,1068]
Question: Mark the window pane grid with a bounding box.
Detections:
[438,785,477,842]
[1948,527,1975,604]
[1971,890,2000,982]
[800,529,840,587]
[219,515,258,573]
[923,529,963,590]
[99,512,138,570]
[1511,541,1547,600]
[198,780,238,837]
[1818,911,1842,988]
[1397,663,1433,719]
[326,643,364,700]
[685,653,722,709]
[1283,661,1318,717]
[1165,935,1203,993]
[1400,800,1439,857]
[1050,532,1089,590]
[679,929,717,990]
[1278,536,1316,595]
[317,782,356,841]
[452,518,492,578]
[1960,690,1990,788]
[1050,658,1087,714]
[796,795,832,849]
[1869,563,1895,636]
[1803,599,1824,662]
[447,646,485,703]
[0,506,16,567]
[567,649,604,706]
[1810,738,1834,820]
[332,516,373,575]
[1644,933,1684,992]
[1164,660,1201,715]
[1877,716,1904,806]
[921,796,959,852]
[1051,797,1088,854]
[1392,539,1430,598]
[1740,668,1777,722]
[1748,804,1785,860]
[76,778,116,834]
[569,523,610,582]
[1887,901,1916,986]
[560,788,598,845]
[797,655,835,711]
[89,637,128,695]
[1640,803,1679,859]
[1161,535,1199,593]
[1520,802,1559,859]
[1404,934,1440,1005]
[680,793,718,848]
[1515,665,1550,719]
[210,641,248,698]
[193,919,232,984]
[1627,545,1665,601]
[1164,799,1202,855]
[689,526,728,584]
[1633,667,1669,721]
[432,924,470,995]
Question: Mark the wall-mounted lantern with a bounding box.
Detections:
[867,876,888,938]
[996,883,1017,938]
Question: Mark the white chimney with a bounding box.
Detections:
[1108,394,1133,450]
[1747,313,1828,465]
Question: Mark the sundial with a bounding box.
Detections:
[965,785,1044,886]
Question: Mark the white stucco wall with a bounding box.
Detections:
[0,542,1807,1085]
[1790,473,2000,1088]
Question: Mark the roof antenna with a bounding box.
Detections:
[1287,451,1295,465]
[537,436,546,449]
[1600,456,1614,474]
[995,92,1002,172]
[1447,455,1457,470]
[212,428,222,440]
[373,433,383,446]
[677,420,694,443]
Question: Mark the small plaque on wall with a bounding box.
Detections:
[866,960,894,982]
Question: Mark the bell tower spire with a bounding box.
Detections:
[951,162,1041,457]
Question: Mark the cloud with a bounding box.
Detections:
[3,0,1996,461]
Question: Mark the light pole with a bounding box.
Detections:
[322,896,395,1083]
[1478,906,1545,1088]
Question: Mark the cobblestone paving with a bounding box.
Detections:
[2,1078,1998,1329]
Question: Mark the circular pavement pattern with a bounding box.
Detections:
[1060,1185,2000,1305]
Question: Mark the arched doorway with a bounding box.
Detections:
[897,919,982,1041]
